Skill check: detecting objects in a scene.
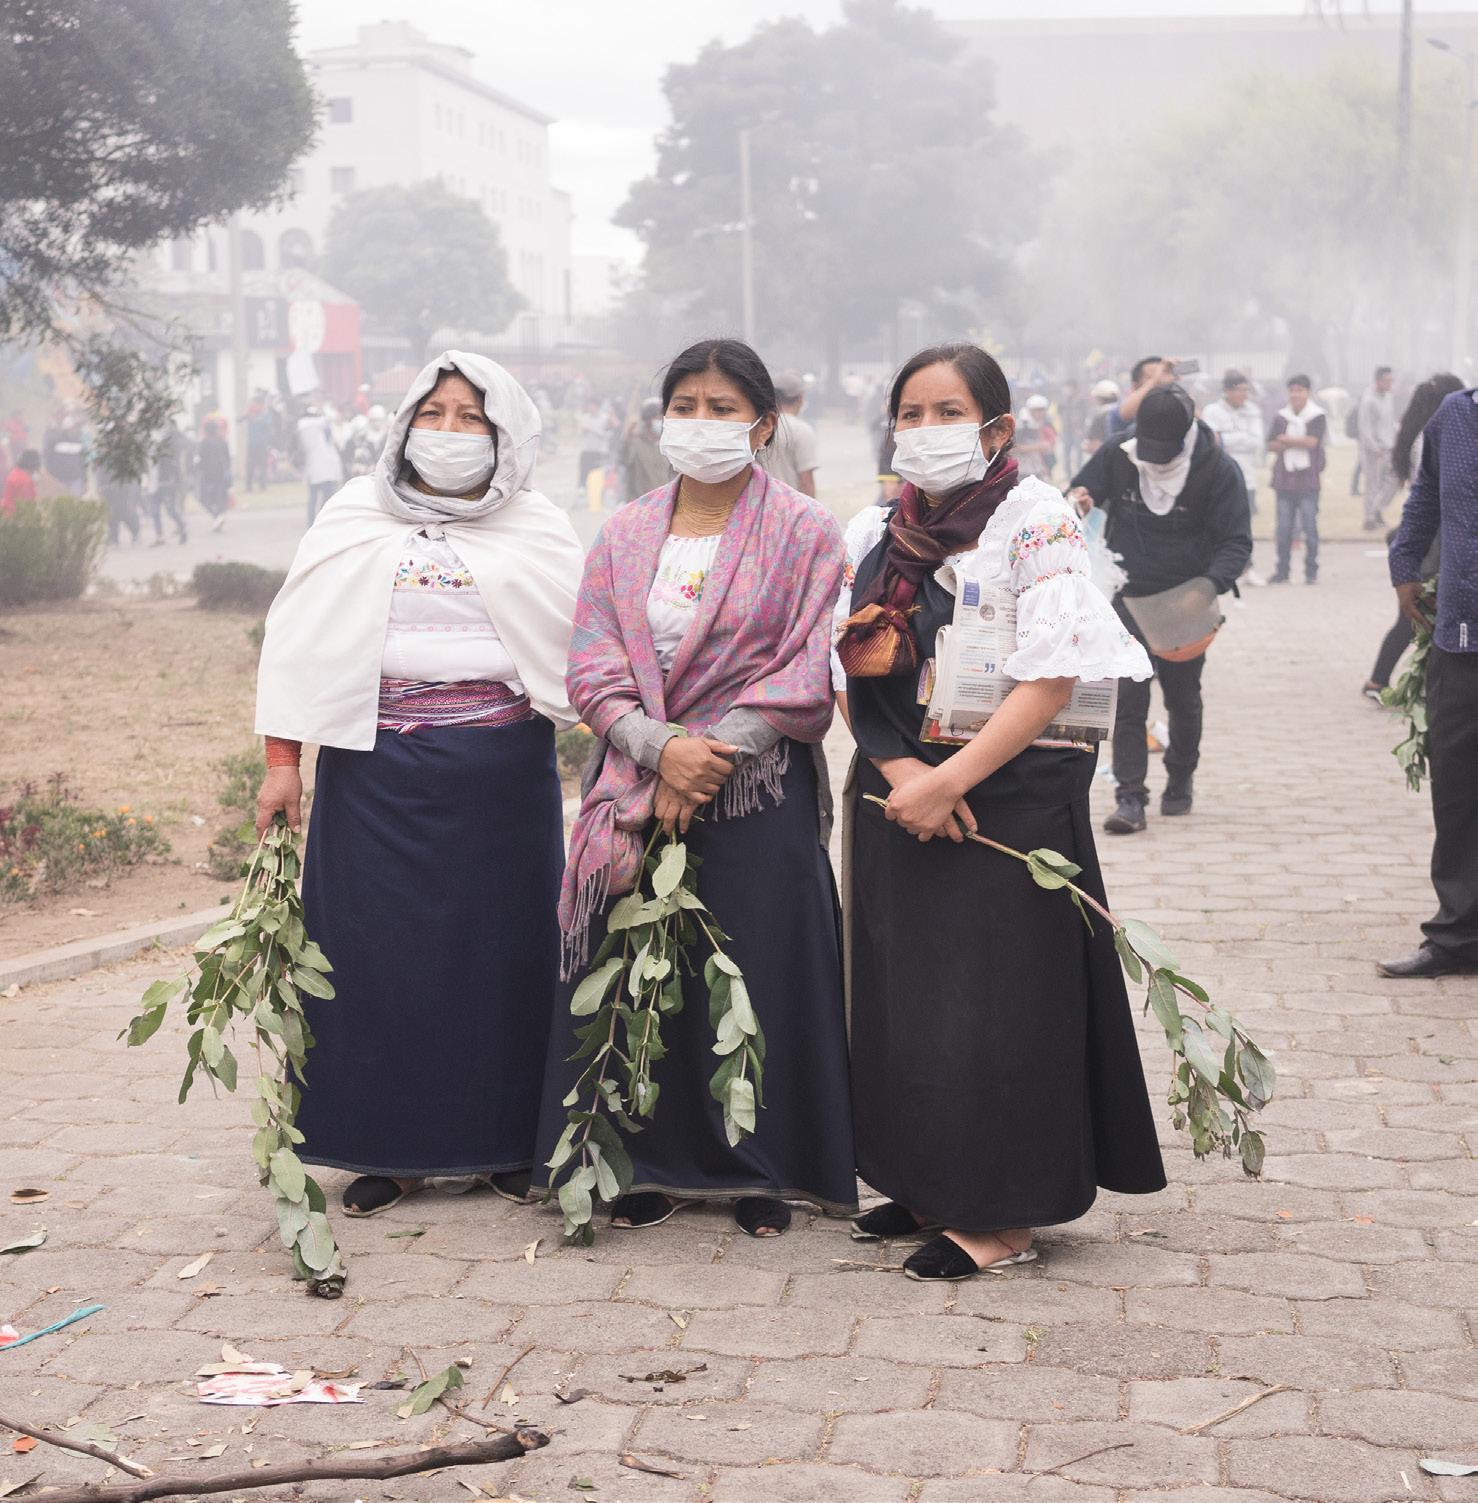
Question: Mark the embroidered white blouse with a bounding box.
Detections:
[380,529,523,687]
[831,476,1151,690]
[647,533,722,672]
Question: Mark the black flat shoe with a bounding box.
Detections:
[609,1191,685,1229]
[1376,943,1477,980]
[484,1168,533,1204]
[903,1233,1038,1283]
[851,1201,938,1242]
[734,1196,791,1237]
[342,1175,416,1217]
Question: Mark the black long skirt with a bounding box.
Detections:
[296,718,563,1178]
[849,749,1166,1232]
[534,744,858,1213]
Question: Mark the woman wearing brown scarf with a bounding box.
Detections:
[834,343,1165,1283]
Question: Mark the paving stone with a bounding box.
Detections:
[1293,1295,1469,1350]
[1258,1151,1410,1189]
[1399,1347,1478,1400]
[1319,1387,1478,1448]
[746,1355,933,1413]
[621,1262,788,1309]
[1342,1188,1478,1227]
[454,1254,623,1304]
[1204,1251,1366,1298]
[1276,1219,1433,1264]
[1021,1420,1218,1487]
[681,1306,853,1359]
[934,1363,1119,1422]
[1224,1433,1427,1502]
[916,1474,1115,1502]
[1109,1210,1277,1254]
[950,1276,1120,1327]
[1028,1321,1212,1379]
[828,1408,1017,1476]
[510,1298,682,1353]
[1040,1241,1201,1287]
[785,1269,950,1312]
[1125,1286,1295,1335]
[1127,1376,1310,1436]
[712,1463,914,1502]
[852,1313,1028,1367]
[635,1401,824,1465]
[1215,1333,1397,1391]
[507,1450,697,1502]
[1367,1257,1478,1308]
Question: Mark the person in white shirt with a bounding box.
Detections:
[296,393,344,527]
[1358,365,1400,532]
[1202,370,1267,586]
[765,371,819,496]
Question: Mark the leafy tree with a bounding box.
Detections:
[1017,60,1465,377]
[0,0,316,479]
[322,183,525,355]
[615,0,1032,382]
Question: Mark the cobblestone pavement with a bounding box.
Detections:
[3,541,1475,1503]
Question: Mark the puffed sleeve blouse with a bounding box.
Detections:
[838,477,1150,767]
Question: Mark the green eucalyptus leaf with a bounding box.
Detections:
[296,1211,338,1272]
[1113,927,1143,984]
[571,956,624,1017]
[1180,1018,1225,1085]
[269,1147,306,1203]
[1121,919,1178,971]
[1146,971,1184,1050]
[652,840,687,899]
[291,966,335,1000]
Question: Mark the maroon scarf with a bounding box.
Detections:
[836,457,1020,677]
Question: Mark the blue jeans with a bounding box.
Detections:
[1274,490,1319,580]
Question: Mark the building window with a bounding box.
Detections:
[330,166,356,194]
[168,238,191,272]
[239,229,266,271]
[279,227,315,269]
[287,166,305,198]
[327,96,352,123]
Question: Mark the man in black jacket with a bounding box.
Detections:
[1070,385,1252,834]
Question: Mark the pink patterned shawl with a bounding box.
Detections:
[560,467,844,971]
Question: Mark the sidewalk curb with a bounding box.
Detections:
[0,907,227,992]
[0,795,585,994]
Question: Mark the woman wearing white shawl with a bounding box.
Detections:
[254,351,582,1217]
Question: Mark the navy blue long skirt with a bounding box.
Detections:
[534,744,857,1213]
[297,718,563,1178]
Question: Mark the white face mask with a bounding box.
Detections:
[658,416,762,484]
[890,415,1008,494]
[404,427,497,494]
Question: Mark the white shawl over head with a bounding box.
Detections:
[255,350,583,749]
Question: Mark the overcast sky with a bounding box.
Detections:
[294,0,1472,261]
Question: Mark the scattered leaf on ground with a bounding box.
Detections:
[9,1189,48,1205]
[0,1231,46,1255]
[62,1420,117,1449]
[555,1388,588,1405]
[0,1475,40,1499]
[198,1443,227,1459]
[1421,1458,1478,1477]
[347,1440,385,1450]
[385,1227,426,1240]
[221,1345,253,1364]
[9,1440,36,1456]
[668,1312,688,1330]
[523,1240,540,1264]
[570,1479,596,1492]
[498,1384,518,1406]
[1127,1228,1166,1239]
[620,1454,686,1479]
[176,1252,213,1280]
[1274,1210,1294,1221]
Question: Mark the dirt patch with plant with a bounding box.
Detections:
[0,596,268,960]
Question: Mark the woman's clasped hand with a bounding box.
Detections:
[653,735,738,833]
[878,756,978,841]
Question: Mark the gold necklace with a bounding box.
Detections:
[674,481,736,536]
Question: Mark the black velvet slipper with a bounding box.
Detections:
[609,1191,686,1229]
[483,1168,534,1204]
[342,1175,418,1218]
[850,1201,938,1242]
[903,1233,1037,1282]
[734,1196,791,1237]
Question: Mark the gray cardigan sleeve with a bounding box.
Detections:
[606,710,677,773]
[707,707,782,761]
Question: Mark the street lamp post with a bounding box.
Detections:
[738,127,756,347]
[1429,36,1475,375]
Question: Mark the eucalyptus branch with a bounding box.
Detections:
[1380,579,1437,792]
[548,830,762,1243]
[120,817,346,1295]
[862,794,1275,1175]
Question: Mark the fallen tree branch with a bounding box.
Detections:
[480,1342,537,1410]
[16,1430,548,1503]
[1179,1383,1291,1436]
[0,1413,152,1479]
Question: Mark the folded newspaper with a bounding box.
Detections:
[921,577,1118,746]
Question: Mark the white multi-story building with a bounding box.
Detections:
[238,20,573,337]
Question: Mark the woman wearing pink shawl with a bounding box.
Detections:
[534,339,857,1238]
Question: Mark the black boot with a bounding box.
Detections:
[1103,794,1146,835]
[1161,775,1194,817]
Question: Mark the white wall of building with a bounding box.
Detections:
[238,21,573,326]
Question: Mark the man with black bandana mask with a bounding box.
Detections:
[1069,384,1252,835]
